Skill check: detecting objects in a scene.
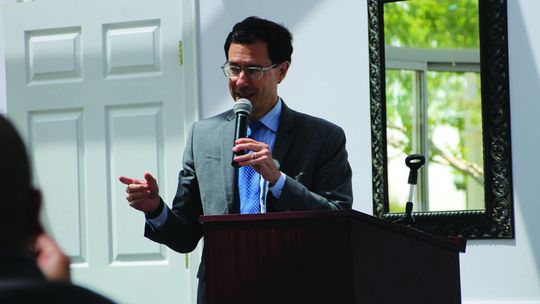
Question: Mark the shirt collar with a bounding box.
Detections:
[257,98,282,133]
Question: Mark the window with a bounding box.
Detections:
[385,46,483,212]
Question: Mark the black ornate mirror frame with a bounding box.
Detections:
[368,0,514,239]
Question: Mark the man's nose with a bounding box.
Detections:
[235,70,251,86]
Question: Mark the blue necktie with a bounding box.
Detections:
[239,122,262,214]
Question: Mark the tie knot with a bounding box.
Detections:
[249,121,263,131]
[248,121,263,137]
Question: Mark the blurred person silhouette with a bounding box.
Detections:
[0,115,115,304]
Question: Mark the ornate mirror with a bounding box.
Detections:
[368,0,514,239]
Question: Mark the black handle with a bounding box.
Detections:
[405,154,425,184]
[231,113,250,168]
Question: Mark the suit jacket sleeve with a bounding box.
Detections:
[144,124,204,253]
[270,117,353,212]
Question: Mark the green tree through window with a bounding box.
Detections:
[384,0,483,212]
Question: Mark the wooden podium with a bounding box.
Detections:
[200,210,465,304]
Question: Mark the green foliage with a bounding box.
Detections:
[386,69,414,155]
[384,0,479,49]
[384,0,484,210]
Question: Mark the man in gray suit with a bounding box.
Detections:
[120,16,352,302]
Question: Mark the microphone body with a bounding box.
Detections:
[231,99,252,167]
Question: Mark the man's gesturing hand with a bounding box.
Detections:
[119,172,160,213]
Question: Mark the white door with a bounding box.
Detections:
[4,0,199,303]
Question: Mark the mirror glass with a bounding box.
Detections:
[383,0,483,213]
[368,0,514,239]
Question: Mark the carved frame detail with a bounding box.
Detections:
[368,0,514,239]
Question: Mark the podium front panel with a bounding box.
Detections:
[203,215,353,304]
[201,210,463,304]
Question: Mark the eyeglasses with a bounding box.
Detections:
[221,63,278,80]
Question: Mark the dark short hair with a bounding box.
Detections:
[224,16,293,64]
[0,115,34,248]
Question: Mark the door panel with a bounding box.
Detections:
[4,0,197,303]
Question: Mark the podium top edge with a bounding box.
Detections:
[199,209,466,253]
[200,209,355,222]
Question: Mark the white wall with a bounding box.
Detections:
[457,1,540,302]
[1,0,538,303]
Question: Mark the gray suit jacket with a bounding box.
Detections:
[144,102,352,301]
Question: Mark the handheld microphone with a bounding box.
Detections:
[231,99,252,167]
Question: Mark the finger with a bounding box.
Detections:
[144,173,159,198]
[235,148,267,162]
[34,234,66,262]
[126,183,149,194]
[237,160,263,168]
[235,160,250,167]
[119,176,136,185]
[235,153,270,167]
[120,176,144,186]
[144,172,158,188]
[128,197,157,212]
[233,153,255,164]
[127,190,152,202]
[34,234,56,252]
[232,138,262,152]
[234,138,256,145]
[233,143,260,153]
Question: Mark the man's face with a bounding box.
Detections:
[226,41,289,120]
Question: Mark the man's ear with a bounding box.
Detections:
[29,188,44,236]
[277,61,291,84]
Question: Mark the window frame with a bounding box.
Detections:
[385,46,481,212]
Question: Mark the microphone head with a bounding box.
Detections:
[233,98,252,116]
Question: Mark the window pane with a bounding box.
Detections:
[426,71,484,211]
[384,0,479,49]
[386,69,484,213]
[386,69,416,213]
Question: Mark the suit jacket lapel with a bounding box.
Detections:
[272,102,295,167]
[221,111,237,213]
